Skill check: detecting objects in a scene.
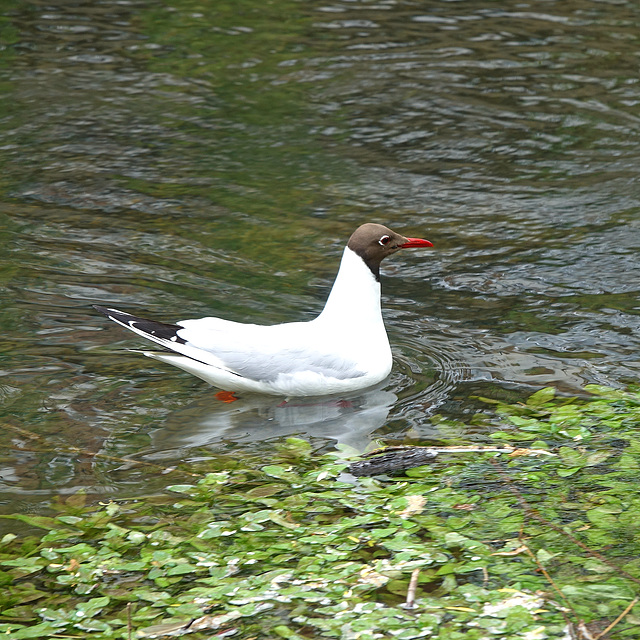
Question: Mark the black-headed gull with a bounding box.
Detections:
[94,223,433,397]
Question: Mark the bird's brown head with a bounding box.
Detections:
[347,223,433,280]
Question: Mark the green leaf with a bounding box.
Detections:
[262,465,301,482]
[526,387,556,406]
[562,583,634,600]
[10,622,62,638]
[246,484,287,498]
[166,484,197,494]
[536,548,558,564]
[56,516,83,525]
[166,563,198,576]
[0,514,58,530]
[105,502,119,517]
[127,531,147,544]
[557,467,581,477]
[584,451,612,466]
[586,508,618,528]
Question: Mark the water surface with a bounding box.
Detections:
[0,0,639,521]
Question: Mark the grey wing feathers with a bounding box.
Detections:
[94,306,364,383]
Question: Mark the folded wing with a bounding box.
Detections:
[94,306,364,382]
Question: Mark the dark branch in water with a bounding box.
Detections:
[348,445,554,477]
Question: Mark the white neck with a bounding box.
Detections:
[317,247,382,324]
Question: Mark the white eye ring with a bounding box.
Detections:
[378,235,391,246]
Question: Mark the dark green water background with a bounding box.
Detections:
[0,0,639,519]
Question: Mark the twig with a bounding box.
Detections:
[489,458,640,587]
[67,446,203,478]
[405,568,420,609]
[351,446,556,477]
[2,422,202,478]
[514,519,579,633]
[361,445,556,459]
[577,622,596,640]
[127,602,133,640]
[2,422,42,440]
[593,596,639,640]
[520,540,575,613]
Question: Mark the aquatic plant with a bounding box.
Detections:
[1,385,639,639]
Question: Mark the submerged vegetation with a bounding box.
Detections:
[1,385,640,639]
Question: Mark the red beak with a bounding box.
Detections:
[399,237,433,248]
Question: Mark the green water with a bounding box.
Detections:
[0,0,639,519]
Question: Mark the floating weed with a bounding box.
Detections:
[1,387,640,638]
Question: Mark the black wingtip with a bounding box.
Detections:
[93,305,136,323]
[93,304,114,317]
[93,305,134,323]
[93,304,187,345]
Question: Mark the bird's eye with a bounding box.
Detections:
[378,235,391,246]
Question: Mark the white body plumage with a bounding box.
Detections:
[95,223,432,397]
